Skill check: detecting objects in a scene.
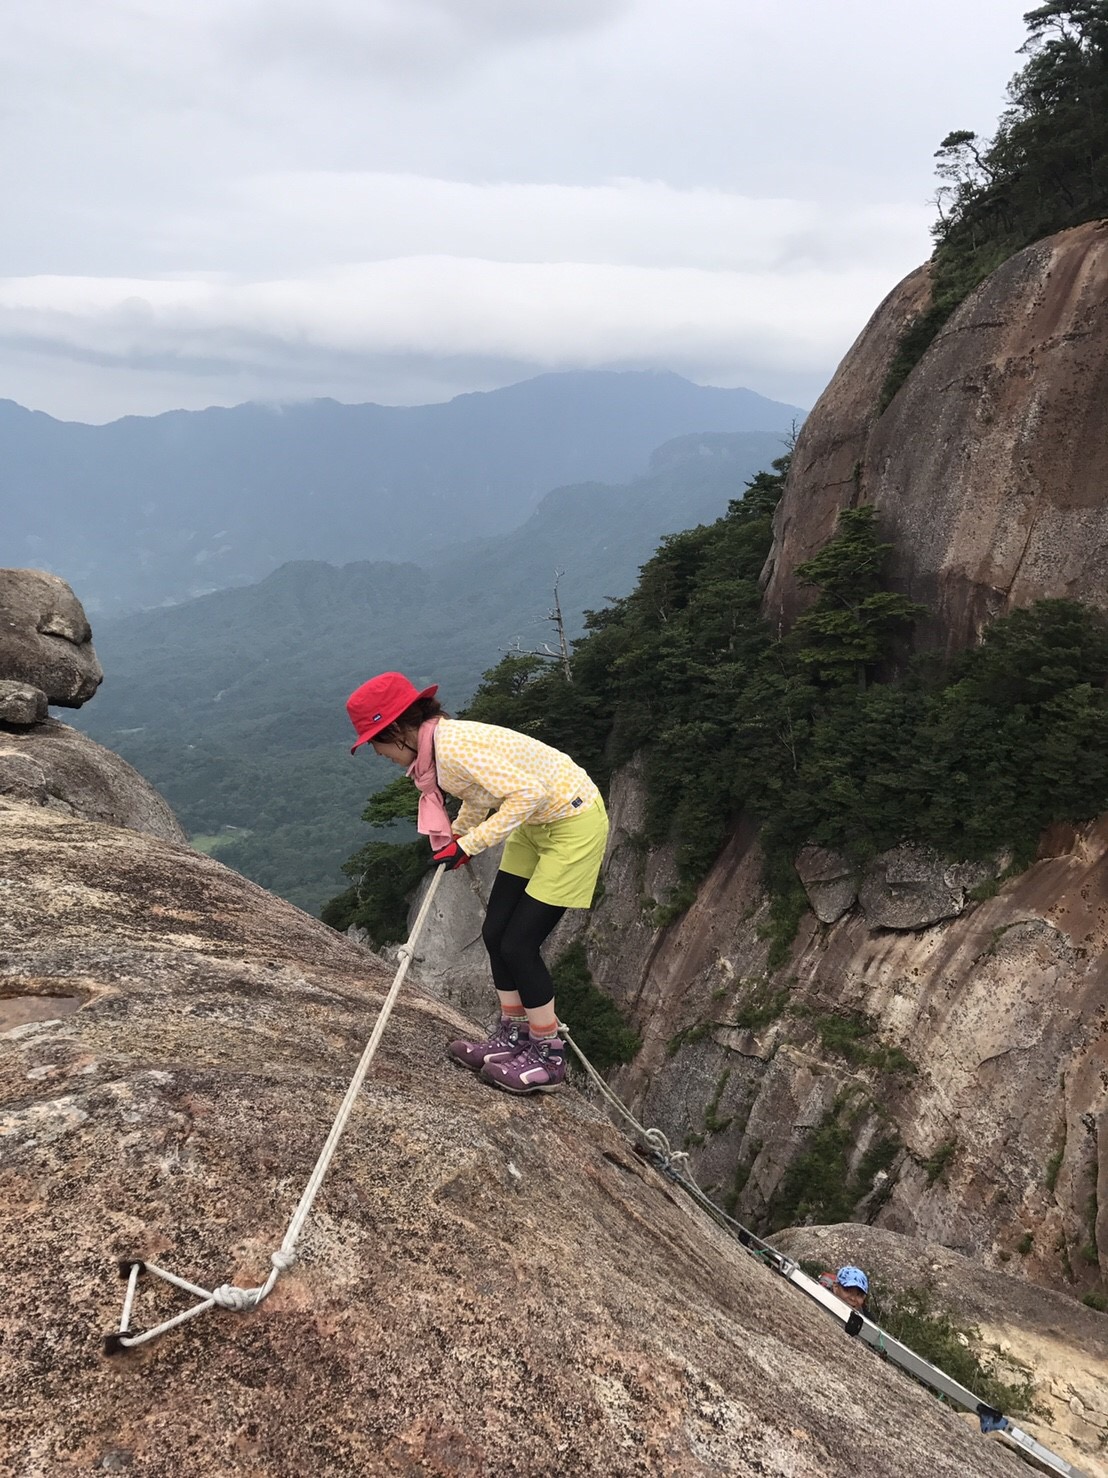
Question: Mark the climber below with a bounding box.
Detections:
[818,1265,870,1312]
[346,672,609,1095]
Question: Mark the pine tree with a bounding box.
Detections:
[789,507,924,688]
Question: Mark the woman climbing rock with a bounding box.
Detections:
[346,671,608,1094]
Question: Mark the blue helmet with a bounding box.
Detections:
[837,1265,869,1293]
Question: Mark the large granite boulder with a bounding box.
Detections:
[764,220,1108,651]
[0,678,48,725]
[857,844,997,930]
[0,567,103,708]
[0,800,1023,1477]
[0,718,185,841]
[0,570,182,841]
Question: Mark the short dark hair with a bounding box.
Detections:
[374,695,445,743]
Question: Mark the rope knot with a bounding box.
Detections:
[211,1282,263,1312]
[271,1250,295,1274]
[643,1127,674,1158]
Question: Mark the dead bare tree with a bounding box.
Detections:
[502,571,573,681]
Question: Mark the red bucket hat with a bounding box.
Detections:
[347,672,439,753]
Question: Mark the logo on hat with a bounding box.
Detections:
[346,672,440,754]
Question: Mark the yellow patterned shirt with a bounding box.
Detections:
[433,718,600,857]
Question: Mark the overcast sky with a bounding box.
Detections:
[1,0,1032,422]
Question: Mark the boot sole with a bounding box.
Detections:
[447,1051,522,1075]
[480,1075,564,1095]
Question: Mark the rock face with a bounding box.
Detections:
[0,567,103,707]
[0,718,185,841]
[0,799,1027,1478]
[601,220,1108,1333]
[794,845,1004,931]
[389,843,507,1020]
[759,263,931,618]
[586,771,1108,1308]
[399,841,586,1023]
[773,1224,1108,1477]
[763,220,1108,650]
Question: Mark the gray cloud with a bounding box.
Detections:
[222,0,631,81]
[0,0,1033,421]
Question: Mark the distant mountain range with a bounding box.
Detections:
[3,370,802,613]
[73,429,791,912]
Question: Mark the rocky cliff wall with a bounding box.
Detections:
[763,219,1108,651]
[583,769,1107,1313]
[0,797,1032,1478]
[573,221,1108,1320]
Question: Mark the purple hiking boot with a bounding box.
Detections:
[480,1035,566,1095]
[447,1015,529,1074]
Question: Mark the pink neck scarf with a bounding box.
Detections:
[407,717,453,850]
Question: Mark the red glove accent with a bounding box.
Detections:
[431,838,471,871]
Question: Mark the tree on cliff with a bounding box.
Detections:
[886,1,1108,402]
[790,508,925,690]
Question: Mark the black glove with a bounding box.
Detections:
[431,838,471,871]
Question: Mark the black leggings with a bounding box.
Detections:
[481,871,566,1010]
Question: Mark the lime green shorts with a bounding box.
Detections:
[499,797,609,909]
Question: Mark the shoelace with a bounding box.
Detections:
[523,1039,562,1070]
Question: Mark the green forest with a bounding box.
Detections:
[79,432,785,913]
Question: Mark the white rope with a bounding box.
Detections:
[559,1022,782,1261]
[107,867,447,1351]
[557,1021,691,1173]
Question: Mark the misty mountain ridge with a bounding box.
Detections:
[2,370,802,614]
[74,428,788,910]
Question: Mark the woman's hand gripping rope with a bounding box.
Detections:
[431,838,471,871]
